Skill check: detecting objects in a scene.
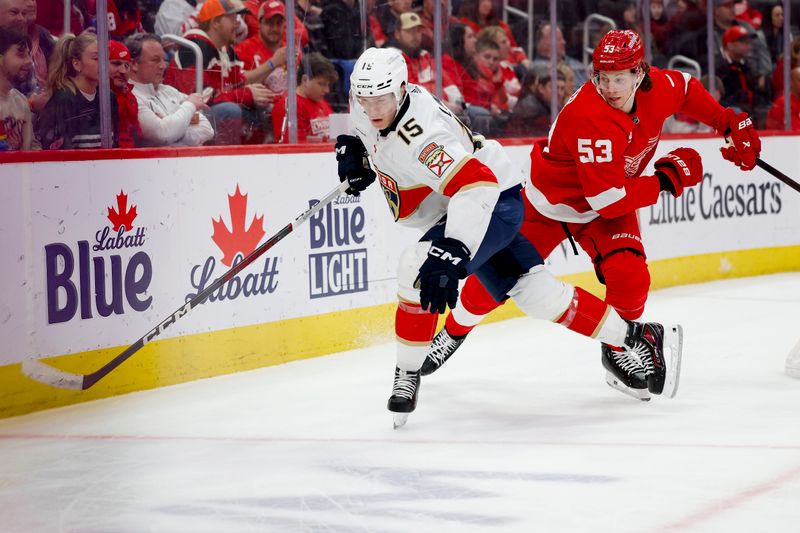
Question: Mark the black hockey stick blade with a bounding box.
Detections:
[756,158,800,194]
[21,181,351,390]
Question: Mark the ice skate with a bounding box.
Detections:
[420,328,467,376]
[388,367,420,429]
[601,343,651,401]
[626,322,684,398]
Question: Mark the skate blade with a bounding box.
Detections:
[605,372,651,402]
[662,324,684,399]
[393,413,409,429]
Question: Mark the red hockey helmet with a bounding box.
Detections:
[592,30,644,72]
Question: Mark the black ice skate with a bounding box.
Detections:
[388,367,421,429]
[625,322,684,398]
[420,328,467,376]
[601,343,651,402]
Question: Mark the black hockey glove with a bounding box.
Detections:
[417,237,470,314]
[335,134,376,196]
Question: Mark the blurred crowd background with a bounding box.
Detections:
[0,0,797,150]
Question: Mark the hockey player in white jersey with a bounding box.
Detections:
[335,47,682,428]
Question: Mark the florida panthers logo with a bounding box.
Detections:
[377,170,400,221]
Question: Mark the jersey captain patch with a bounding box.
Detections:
[418,143,454,178]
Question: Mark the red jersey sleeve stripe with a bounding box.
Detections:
[441,157,499,197]
[397,185,434,220]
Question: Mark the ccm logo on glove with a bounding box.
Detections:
[428,245,466,265]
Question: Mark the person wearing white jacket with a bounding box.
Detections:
[126,33,214,146]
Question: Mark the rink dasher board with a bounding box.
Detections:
[0,135,798,417]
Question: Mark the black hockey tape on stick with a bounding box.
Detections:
[21,180,351,390]
[756,158,800,194]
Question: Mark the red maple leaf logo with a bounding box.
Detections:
[212,185,265,267]
[107,190,137,232]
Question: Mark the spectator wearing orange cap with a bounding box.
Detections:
[108,39,141,147]
[165,0,277,143]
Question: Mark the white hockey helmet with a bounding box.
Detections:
[350,47,408,108]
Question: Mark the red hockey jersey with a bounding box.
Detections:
[526,67,726,223]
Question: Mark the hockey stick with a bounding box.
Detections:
[22,181,350,390]
[756,158,800,194]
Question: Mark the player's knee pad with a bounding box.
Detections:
[599,250,650,320]
[397,241,431,303]
[508,265,573,321]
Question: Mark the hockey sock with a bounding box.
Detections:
[444,275,499,337]
[556,287,628,346]
[396,300,438,371]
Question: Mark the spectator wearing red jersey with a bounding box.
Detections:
[108,40,141,147]
[241,0,307,50]
[234,0,290,98]
[390,12,464,114]
[165,0,275,143]
[766,66,800,130]
[272,52,336,143]
[476,26,521,107]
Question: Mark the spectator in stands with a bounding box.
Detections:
[36,0,84,36]
[766,66,800,130]
[557,62,576,103]
[0,0,25,33]
[241,0,307,51]
[105,0,145,39]
[772,36,799,97]
[165,0,274,144]
[108,40,141,147]
[506,66,563,138]
[649,0,672,56]
[733,0,761,30]
[154,0,195,36]
[0,27,38,149]
[271,52,335,143]
[234,1,289,80]
[477,26,521,104]
[717,25,758,116]
[127,33,213,146]
[446,22,475,96]
[531,23,588,88]
[366,0,387,48]
[762,3,785,66]
[22,0,52,93]
[181,0,248,43]
[599,0,642,35]
[375,0,412,39]
[36,31,119,149]
[295,0,327,54]
[462,37,508,135]
[419,0,453,52]
[457,0,512,45]
[390,12,464,113]
[713,0,771,85]
[320,0,370,59]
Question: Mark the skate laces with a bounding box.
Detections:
[393,370,419,400]
[429,332,460,365]
[611,346,646,375]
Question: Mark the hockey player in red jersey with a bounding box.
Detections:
[421,29,761,401]
[336,46,684,428]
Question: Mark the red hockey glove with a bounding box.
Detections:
[654,147,703,198]
[717,108,761,171]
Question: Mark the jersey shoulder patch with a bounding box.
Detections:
[417,142,456,178]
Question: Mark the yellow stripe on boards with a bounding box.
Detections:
[1,245,798,419]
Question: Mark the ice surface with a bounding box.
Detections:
[1,273,799,532]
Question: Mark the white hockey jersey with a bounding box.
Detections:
[350,84,521,254]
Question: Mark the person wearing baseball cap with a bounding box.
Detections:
[165,0,280,143]
[108,40,142,147]
[717,23,758,115]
